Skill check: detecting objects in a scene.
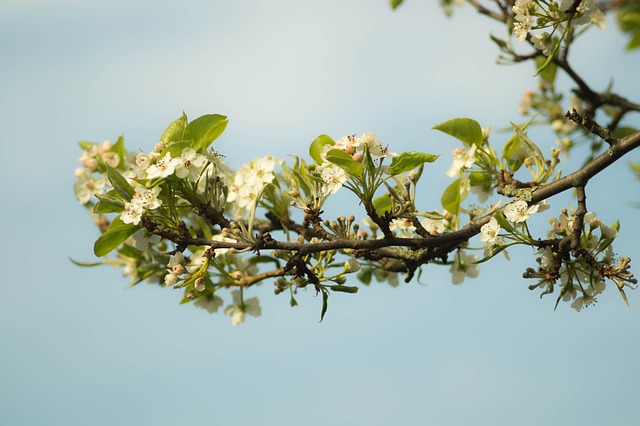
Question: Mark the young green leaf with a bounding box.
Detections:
[93,193,125,214]
[78,141,94,150]
[493,211,515,234]
[501,132,521,161]
[160,112,188,145]
[183,114,229,153]
[390,0,404,9]
[433,118,483,147]
[68,258,104,267]
[326,149,363,177]
[533,39,560,77]
[329,285,359,293]
[536,56,557,85]
[387,152,439,176]
[441,178,461,215]
[161,141,191,158]
[320,287,329,322]
[94,216,140,257]
[373,193,393,216]
[106,166,135,200]
[110,136,126,169]
[309,134,335,164]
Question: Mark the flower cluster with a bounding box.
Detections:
[318,132,394,196]
[227,156,278,210]
[512,0,603,45]
[524,210,629,311]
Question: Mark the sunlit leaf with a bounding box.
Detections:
[326,149,363,177]
[433,118,483,147]
[106,166,135,200]
[160,112,188,145]
[94,216,140,257]
[390,0,404,10]
[441,178,461,215]
[309,134,335,164]
[387,151,439,176]
[183,114,228,153]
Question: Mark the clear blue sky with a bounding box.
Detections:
[1,1,639,425]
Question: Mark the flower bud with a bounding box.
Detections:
[195,277,206,292]
[344,258,361,273]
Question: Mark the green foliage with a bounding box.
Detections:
[441,178,461,215]
[618,6,640,50]
[309,134,335,164]
[326,149,363,177]
[106,166,135,200]
[390,0,404,10]
[182,114,229,153]
[93,216,140,257]
[433,118,483,147]
[160,112,188,145]
[388,152,438,176]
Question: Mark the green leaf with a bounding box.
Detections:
[160,112,188,145]
[502,133,521,161]
[69,258,104,267]
[94,216,140,257]
[161,141,191,158]
[390,0,403,9]
[620,12,640,28]
[474,241,519,264]
[110,135,126,169]
[441,178,461,215]
[326,149,363,177]
[536,55,557,85]
[416,210,444,220]
[433,118,483,147]
[533,39,560,77]
[387,151,439,176]
[309,134,335,164]
[93,193,125,213]
[106,166,135,200]
[493,211,515,234]
[469,171,492,186]
[183,114,229,153]
[357,268,373,285]
[490,34,509,51]
[78,141,94,150]
[626,30,640,51]
[329,285,359,293]
[612,126,637,139]
[118,243,145,261]
[320,287,329,322]
[373,193,393,216]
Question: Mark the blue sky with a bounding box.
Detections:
[1,1,639,425]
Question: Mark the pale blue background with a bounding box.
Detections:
[1,1,639,425]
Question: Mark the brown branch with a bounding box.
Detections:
[565,108,619,145]
[467,0,507,21]
[141,131,640,279]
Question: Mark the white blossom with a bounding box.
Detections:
[532,32,553,56]
[480,217,500,244]
[420,217,446,235]
[194,295,224,313]
[446,144,476,177]
[450,251,479,285]
[175,148,208,182]
[121,199,145,225]
[146,153,180,179]
[320,163,348,196]
[503,200,539,223]
[224,290,261,326]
